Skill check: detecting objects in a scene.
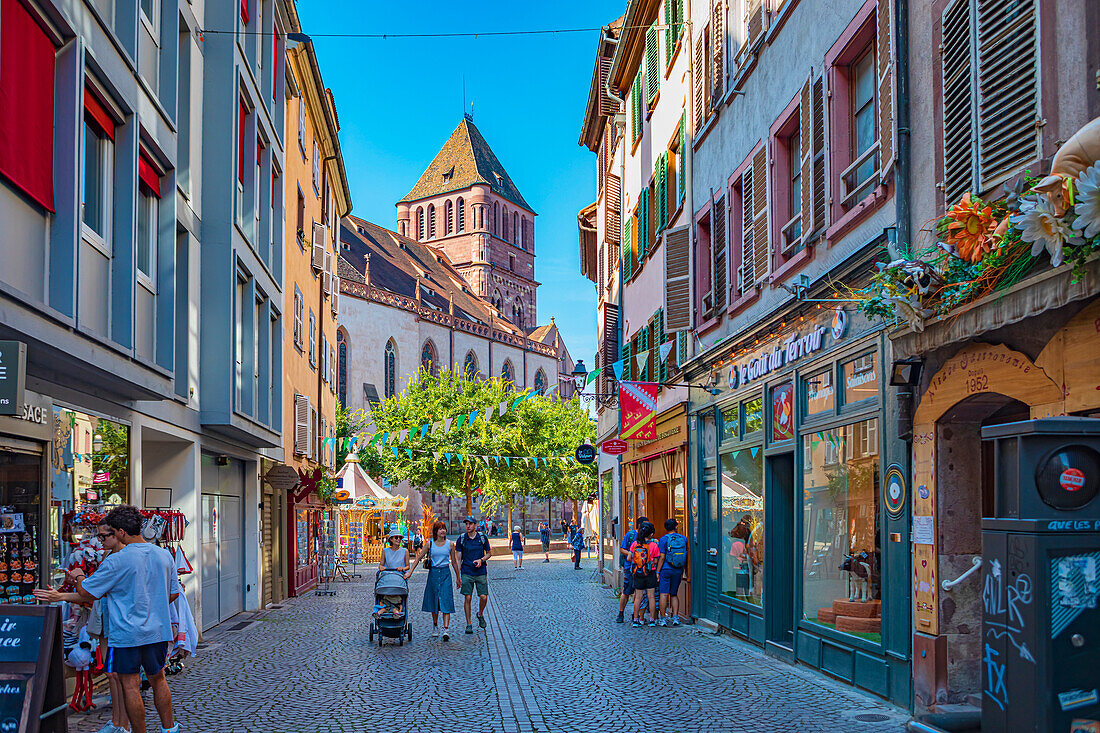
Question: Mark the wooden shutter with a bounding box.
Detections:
[665,0,676,63]
[713,196,727,312]
[658,154,669,231]
[598,58,616,117]
[746,0,764,49]
[702,25,712,116]
[656,309,668,382]
[632,73,643,141]
[640,326,651,382]
[646,23,660,104]
[606,174,622,246]
[693,34,705,134]
[294,394,310,455]
[751,146,769,285]
[976,0,1039,191]
[711,0,725,104]
[876,0,897,180]
[739,167,755,290]
[664,226,692,332]
[941,0,976,203]
[811,75,828,232]
[678,115,687,201]
[799,78,814,238]
[639,194,649,260]
[602,305,620,392]
[621,340,632,382]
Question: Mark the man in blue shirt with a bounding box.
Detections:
[35,504,181,733]
[616,515,649,623]
[657,518,689,626]
[454,515,492,634]
[538,521,551,562]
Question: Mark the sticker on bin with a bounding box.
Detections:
[1061,468,1086,492]
[1059,688,1099,712]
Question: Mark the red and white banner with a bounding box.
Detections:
[619,381,658,441]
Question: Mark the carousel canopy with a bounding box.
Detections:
[337,455,406,511]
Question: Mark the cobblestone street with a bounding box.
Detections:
[72,552,909,733]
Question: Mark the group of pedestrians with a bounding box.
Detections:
[34,505,181,733]
[616,516,688,627]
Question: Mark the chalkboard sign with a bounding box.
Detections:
[0,605,66,733]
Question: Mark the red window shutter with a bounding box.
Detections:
[138,152,161,198]
[0,0,57,212]
[238,101,247,183]
[83,88,115,141]
[257,136,263,166]
[272,36,279,101]
[272,170,277,202]
[241,0,249,25]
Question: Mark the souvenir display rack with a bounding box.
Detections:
[316,515,337,596]
[0,520,39,605]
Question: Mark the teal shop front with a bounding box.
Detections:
[686,309,911,708]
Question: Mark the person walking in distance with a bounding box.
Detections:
[538,521,551,563]
[570,524,584,569]
[455,516,492,634]
[629,522,660,628]
[35,505,181,733]
[408,521,460,640]
[656,518,688,626]
[616,516,649,623]
[510,525,524,570]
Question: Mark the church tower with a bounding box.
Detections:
[396,116,537,330]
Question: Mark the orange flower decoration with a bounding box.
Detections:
[944,193,998,262]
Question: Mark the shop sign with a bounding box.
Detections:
[0,342,26,417]
[264,464,300,492]
[601,439,628,455]
[729,326,828,388]
[574,444,596,465]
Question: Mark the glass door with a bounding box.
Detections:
[0,440,44,602]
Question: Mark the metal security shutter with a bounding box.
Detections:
[664,226,692,331]
[975,0,1039,191]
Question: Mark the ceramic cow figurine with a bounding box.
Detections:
[840,551,876,603]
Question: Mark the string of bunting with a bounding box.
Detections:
[367,445,584,468]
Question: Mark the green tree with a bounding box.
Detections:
[366,368,596,515]
[335,400,384,476]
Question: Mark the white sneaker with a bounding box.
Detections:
[431,626,440,638]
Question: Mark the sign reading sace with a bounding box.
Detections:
[0,342,27,417]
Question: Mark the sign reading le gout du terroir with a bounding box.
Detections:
[0,342,27,417]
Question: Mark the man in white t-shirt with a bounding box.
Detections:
[36,505,181,733]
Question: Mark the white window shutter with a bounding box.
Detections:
[312,223,327,270]
[294,394,310,455]
[663,226,692,331]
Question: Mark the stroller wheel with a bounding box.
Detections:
[369,625,375,642]
[398,636,403,646]
[407,626,412,641]
[378,634,383,647]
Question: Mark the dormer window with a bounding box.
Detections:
[493,172,503,186]
[442,166,454,182]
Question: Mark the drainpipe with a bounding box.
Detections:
[894,0,911,254]
[603,25,626,587]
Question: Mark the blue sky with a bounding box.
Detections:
[296,0,627,369]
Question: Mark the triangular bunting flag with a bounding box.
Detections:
[481,456,490,466]
[380,432,389,446]
[499,401,509,416]
[469,410,479,425]
[750,446,759,458]
[398,429,408,443]
[433,421,443,434]
[444,453,451,464]
[419,424,430,438]
[391,447,400,458]
[636,351,649,371]
[611,359,623,380]
[504,457,511,467]
[444,418,453,434]
[456,414,466,430]
[494,456,500,466]
[524,457,531,467]
[586,368,600,386]
[457,454,464,465]
[405,448,413,458]
[433,451,440,461]
[659,340,675,363]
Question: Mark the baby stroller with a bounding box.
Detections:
[369,569,412,646]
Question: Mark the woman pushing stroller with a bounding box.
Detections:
[375,530,410,618]
[408,521,460,641]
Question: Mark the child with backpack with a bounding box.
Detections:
[656,518,688,626]
[629,522,660,627]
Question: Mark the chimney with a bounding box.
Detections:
[363,253,371,286]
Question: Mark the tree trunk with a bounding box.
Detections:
[572,499,579,526]
[507,503,513,532]
[464,470,473,516]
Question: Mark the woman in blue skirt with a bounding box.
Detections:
[408,520,459,640]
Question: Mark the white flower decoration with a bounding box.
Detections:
[1010,194,1084,267]
[1073,162,1100,240]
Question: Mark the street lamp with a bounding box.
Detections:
[571,359,588,389]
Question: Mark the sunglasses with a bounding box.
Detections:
[97,532,115,540]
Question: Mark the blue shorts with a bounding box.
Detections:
[659,567,684,596]
[621,569,635,596]
[106,641,169,676]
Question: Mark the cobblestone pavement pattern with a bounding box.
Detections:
[71,552,909,732]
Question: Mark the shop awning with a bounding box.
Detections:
[892,259,1100,358]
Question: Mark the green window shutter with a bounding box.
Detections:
[674,0,683,44]
[658,153,668,231]
[641,195,649,259]
[678,114,687,202]
[623,217,633,279]
[632,74,643,141]
[621,341,631,382]
[656,308,666,382]
[645,24,659,104]
[639,326,649,382]
[665,0,674,63]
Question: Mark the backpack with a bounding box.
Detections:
[664,534,688,569]
[571,530,584,550]
[458,532,487,559]
[631,542,652,573]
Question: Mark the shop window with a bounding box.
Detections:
[801,418,881,643]
[719,449,764,606]
[742,397,764,435]
[841,351,879,406]
[720,404,739,443]
[771,382,794,442]
[803,368,835,416]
